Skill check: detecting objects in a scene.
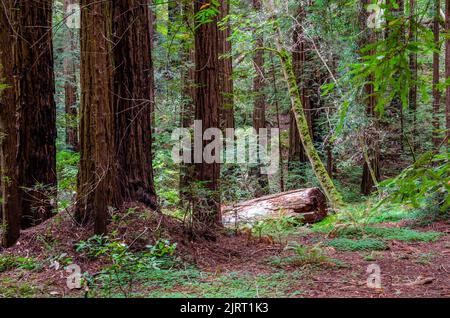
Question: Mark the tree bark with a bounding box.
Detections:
[408,0,417,148]
[76,0,120,234]
[180,1,195,204]
[223,188,328,226]
[433,0,441,148]
[218,0,235,129]
[270,56,285,192]
[0,0,57,247]
[387,0,405,151]
[251,0,269,197]
[289,4,311,169]
[148,2,156,136]
[112,0,158,208]
[264,0,343,209]
[64,0,79,152]
[77,0,158,234]
[360,0,381,195]
[192,0,222,234]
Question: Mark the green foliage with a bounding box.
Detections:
[141,270,301,298]
[153,131,180,208]
[326,225,443,243]
[194,0,221,27]
[77,235,178,297]
[0,255,40,273]
[364,227,443,242]
[379,151,450,212]
[56,150,79,192]
[326,238,388,251]
[283,242,333,266]
[0,278,38,298]
[251,213,304,243]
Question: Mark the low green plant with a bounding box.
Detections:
[252,213,304,243]
[378,151,450,212]
[56,150,79,191]
[77,235,178,297]
[326,238,388,251]
[414,252,437,265]
[0,255,40,272]
[0,278,38,298]
[364,227,443,242]
[361,251,384,261]
[272,242,334,266]
[322,225,443,243]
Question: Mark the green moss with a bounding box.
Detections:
[324,225,444,243]
[326,238,388,251]
[279,50,343,209]
[364,227,443,242]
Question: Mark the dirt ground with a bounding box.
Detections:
[0,208,449,298]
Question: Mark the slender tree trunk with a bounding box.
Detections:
[446,0,450,144]
[387,0,405,151]
[0,0,57,246]
[265,0,343,209]
[251,0,269,197]
[180,1,195,204]
[408,0,417,148]
[192,0,222,234]
[289,4,311,182]
[360,0,381,195]
[218,0,235,129]
[271,57,285,192]
[433,0,442,148]
[64,0,79,152]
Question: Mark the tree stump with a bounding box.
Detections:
[222,188,328,226]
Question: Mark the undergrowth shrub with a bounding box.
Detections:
[251,214,304,243]
[56,150,79,192]
[270,242,338,267]
[326,238,388,251]
[75,235,178,297]
[0,255,40,272]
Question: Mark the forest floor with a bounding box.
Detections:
[0,202,449,298]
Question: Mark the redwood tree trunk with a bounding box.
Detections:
[0,0,57,246]
[251,0,269,197]
[112,0,157,208]
[180,1,195,204]
[64,0,79,152]
[433,0,441,148]
[76,0,120,234]
[387,0,405,151]
[360,0,381,195]
[77,0,158,234]
[193,0,222,233]
[408,0,417,148]
[218,0,235,129]
[289,4,311,175]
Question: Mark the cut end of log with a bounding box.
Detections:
[222,187,328,227]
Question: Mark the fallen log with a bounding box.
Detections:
[222,188,328,226]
